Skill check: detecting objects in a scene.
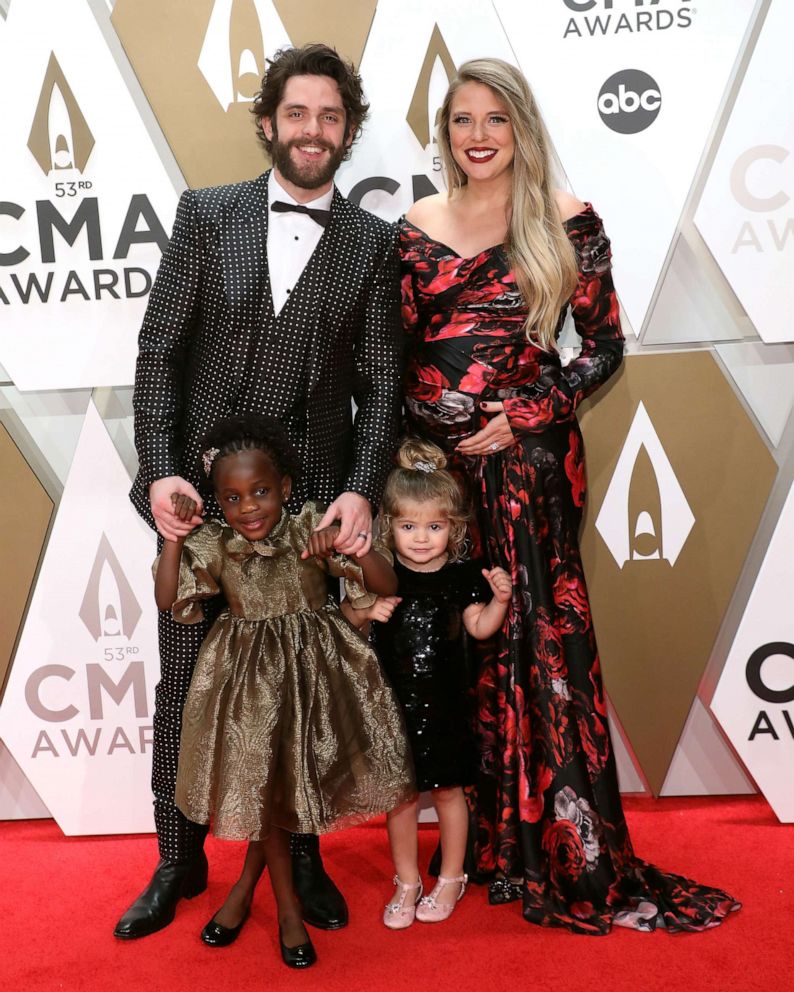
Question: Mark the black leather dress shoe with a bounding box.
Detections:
[113,852,208,940]
[279,926,317,969]
[290,833,348,930]
[200,908,249,947]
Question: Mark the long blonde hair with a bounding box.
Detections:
[378,439,469,561]
[437,58,578,351]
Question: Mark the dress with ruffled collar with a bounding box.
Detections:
[167,501,415,840]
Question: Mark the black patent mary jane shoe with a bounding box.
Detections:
[113,852,209,940]
[279,926,317,969]
[200,907,249,947]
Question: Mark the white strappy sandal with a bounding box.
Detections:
[383,875,423,930]
[416,873,468,923]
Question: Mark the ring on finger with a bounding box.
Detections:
[356,531,370,539]
[489,441,499,451]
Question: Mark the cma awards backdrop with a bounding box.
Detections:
[0,0,793,835]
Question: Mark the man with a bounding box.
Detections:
[115,43,402,941]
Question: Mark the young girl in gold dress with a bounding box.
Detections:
[155,414,413,968]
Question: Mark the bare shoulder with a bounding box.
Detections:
[553,188,587,223]
[404,192,449,228]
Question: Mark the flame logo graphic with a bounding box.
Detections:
[27,52,94,175]
[596,402,694,568]
[198,0,289,112]
[79,534,142,641]
[406,24,456,148]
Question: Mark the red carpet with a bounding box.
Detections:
[2,796,790,992]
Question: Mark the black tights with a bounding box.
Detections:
[213,830,307,947]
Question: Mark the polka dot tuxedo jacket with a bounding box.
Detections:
[130,171,403,527]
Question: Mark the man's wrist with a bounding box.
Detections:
[338,489,372,508]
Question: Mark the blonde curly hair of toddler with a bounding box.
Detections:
[378,438,470,561]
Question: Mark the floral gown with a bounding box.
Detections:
[399,207,739,934]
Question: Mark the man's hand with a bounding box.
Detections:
[150,477,203,541]
[316,491,373,557]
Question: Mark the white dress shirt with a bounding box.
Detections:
[267,171,334,315]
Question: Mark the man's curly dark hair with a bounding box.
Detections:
[199,414,301,491]
[251,43,369,159]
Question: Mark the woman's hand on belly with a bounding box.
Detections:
[455,401,516,456]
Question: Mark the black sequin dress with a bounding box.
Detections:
[371,557,490,791]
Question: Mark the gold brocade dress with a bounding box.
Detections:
[172,501,415,840]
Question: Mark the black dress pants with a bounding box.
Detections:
[152,608,212,861]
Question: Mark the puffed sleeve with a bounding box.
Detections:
[293,501,393,608]
[167,522,224,624]
[291,501,327,544]
[328,540,394,610]
[501,206,624,435]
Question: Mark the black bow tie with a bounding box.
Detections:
[270,200,331,228]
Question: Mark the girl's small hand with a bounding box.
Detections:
[365,595,402,623]
[171,493,199,524]
[456,404,516,457]
[483,566,512,604]
[302,525,341,560]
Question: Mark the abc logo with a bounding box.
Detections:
[598,69,662,134]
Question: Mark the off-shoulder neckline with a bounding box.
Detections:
[400,203,595,261]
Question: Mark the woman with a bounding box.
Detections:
[399,58,739,934]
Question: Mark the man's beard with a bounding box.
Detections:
[270,132,347,191]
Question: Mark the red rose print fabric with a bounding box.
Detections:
[399,206,739,934]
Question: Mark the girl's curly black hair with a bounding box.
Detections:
[198,414,301,492]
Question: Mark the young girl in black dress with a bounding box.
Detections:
[156,414,414,968]
[345,439,511,928]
